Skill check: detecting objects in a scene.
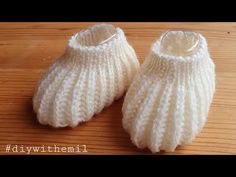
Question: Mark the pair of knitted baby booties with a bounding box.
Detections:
[33,24,215,152]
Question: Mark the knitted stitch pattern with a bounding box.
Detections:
[33,24,140,128]
[122,31,215,152]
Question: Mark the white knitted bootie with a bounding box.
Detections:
[33,24,140,128]
[122,30,215,152]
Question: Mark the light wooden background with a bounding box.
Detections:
[0,22,236,154]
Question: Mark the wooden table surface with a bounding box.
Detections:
[0,22,236,154]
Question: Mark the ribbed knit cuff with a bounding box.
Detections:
[63,24,133,64]
[142,31,214,82]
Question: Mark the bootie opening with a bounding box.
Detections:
[159,30,200,57]
[151,30,208,62]
[69,24,118,49]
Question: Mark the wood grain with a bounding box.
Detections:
[0,22,236,154]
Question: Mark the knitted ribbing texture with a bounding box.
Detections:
[33,24,140,128]
[122,30,215,152]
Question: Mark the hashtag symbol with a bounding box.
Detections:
[5,144,11,152]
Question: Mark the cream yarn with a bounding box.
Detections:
[33,24,140,128]
[122,30,215,152]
